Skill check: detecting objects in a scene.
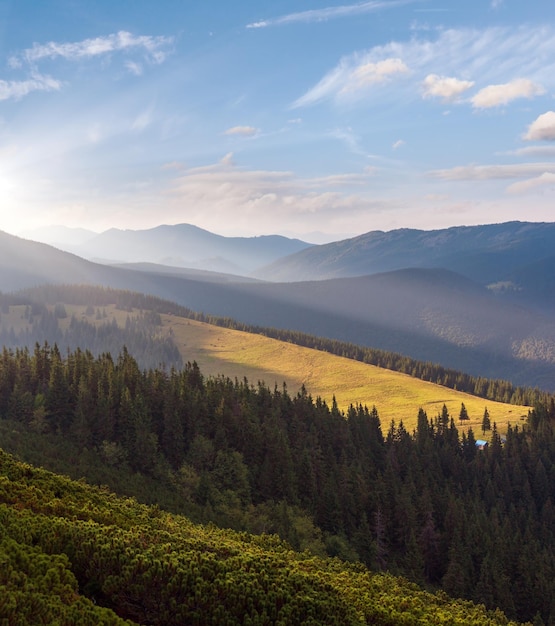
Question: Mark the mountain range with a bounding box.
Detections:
[255,221,555,308]
[3,222,555,390]
[21,223,312,274]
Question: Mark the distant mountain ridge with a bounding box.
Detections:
[255,221,555,293]
[23,223,312,275]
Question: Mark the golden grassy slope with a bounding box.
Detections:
[165,315,529,434]
[1,304,529,434]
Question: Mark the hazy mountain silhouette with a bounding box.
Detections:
[30,223,313,274]
[19,225,98,249]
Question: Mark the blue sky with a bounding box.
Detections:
[1,0,555,243]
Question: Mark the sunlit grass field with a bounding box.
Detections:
[164,315,529,435]
[0,304,530,435]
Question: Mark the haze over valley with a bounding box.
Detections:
[4,221,555,390]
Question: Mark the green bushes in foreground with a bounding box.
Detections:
[0,449,527,625]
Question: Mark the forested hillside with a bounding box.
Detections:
[1,345,554,623]
[0,290,181,371]
[0,448,529,625]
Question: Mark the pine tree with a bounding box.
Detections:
[482,407,491,435]
[46,346,72,433]
[459,402,469,424]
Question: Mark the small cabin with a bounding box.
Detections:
[475,440,489,450]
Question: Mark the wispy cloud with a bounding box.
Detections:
[0,73,62,101]
[304,172,377,187]
[504,145,555,157]
[507,172,555,194]
[2,31,173,104]
[523,111,555,141]
[293,56,410,107]
[422,74,474,102]
[329,128,369,157]
[471,78,544,109]
[131,109,153,132]
[392,139,405,149]
[340,58,409,94]
[165,155,392,236]
[125,61,144,76]
[224,125,259,137]
[9,31,174,68]
[246,0,415,28]
[293,25,555,108]
[429,162,555,181]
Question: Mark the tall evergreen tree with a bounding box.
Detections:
[459,402,469,424]
[482,407,491,435]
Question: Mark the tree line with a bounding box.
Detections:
[0,292,182,371]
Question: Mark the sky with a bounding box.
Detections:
[1,0,555,243]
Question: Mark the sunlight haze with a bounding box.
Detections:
[1,0,555,241]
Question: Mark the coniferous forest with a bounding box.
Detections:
[1,445,528,626]
[0,288,182,372]
[1,341,554,624]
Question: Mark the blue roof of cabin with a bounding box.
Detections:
[476,440,488,446]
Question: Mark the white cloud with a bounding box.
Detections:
[10,31,174,67]
[507,172,555,194]
[392,139,405,150]
[523,111,555,141]
[471,78,545,109]
[340,58,409,93]
[429,162,555,181]
[246,0,414,28]
[0,73,62,101]
[422,74,474,102]
[224,126,259,137]
[294,56,410,107]
[293,25,555,108]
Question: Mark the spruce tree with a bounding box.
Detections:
[459,402,469,424]
[482,407,491,435]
